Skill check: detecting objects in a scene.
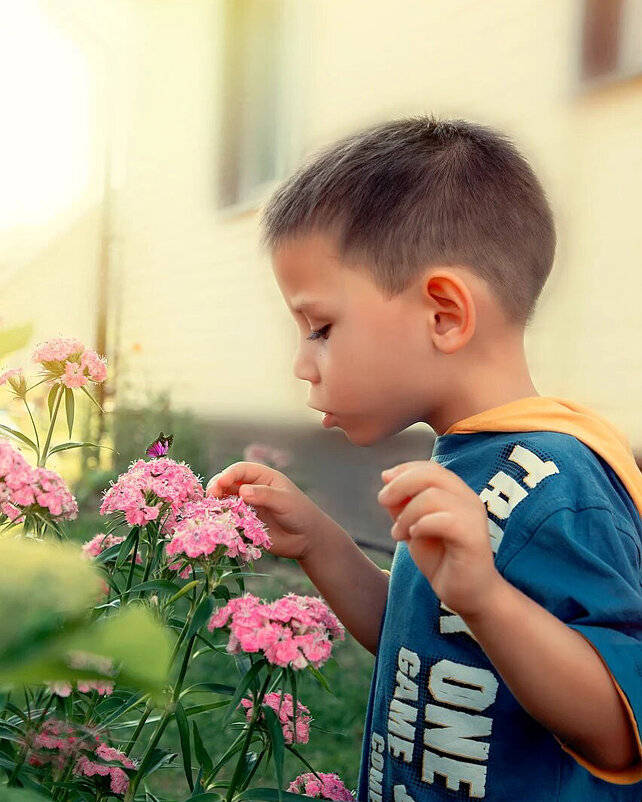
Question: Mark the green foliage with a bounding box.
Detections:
[0,324,33,360]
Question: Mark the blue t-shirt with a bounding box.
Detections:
[357,430,642,801]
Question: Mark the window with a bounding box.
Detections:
[217,0,307,211]
[580,0,642,85]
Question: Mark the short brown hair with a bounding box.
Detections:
[261,116,556,325]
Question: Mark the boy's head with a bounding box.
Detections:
[261,116,556,444]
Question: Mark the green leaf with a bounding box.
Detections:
[0,423,39,455]
[93,540,126,565]
[223,659,265,726]
[47,384,59,420]
[116,527,140,569]
[212,584,231,602]
[183,700,230,718]
[263,706,284,801]
[308,665,333,696]
[234,790,306,802]
[80,384,105,413]
[0,322,32,359]
[176,700,194,791]
[192,720,213,774]
[49,440,116,455]
[181,682,235,698]
[186,595,214,640]
[124,579,181,597]
[289,669,299,745]
[190,767,205,797]
[167,579,200,606]
[64,387,75,439]
[136,747,177,781]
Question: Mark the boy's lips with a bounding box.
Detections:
[322,412,336,428]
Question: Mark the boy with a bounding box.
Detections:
[206,117,642,800]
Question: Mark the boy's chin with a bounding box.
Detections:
[340,419,397,448]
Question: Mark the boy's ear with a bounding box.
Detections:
[424,270,476,354]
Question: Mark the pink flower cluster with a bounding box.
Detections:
[166,496,271,572]
[74,743,135,795]
[287,772,354,800]
[243,442,291,469]
[241,691,311,744]
[32,337,107,388]
[0,367,23,388]
[100,457,203,530]
[82,532,143,563]
[0,440,78,522]
[28,719,134,795]
[208,593,344,670]
[48,680,115,697]
[28,718,95,772]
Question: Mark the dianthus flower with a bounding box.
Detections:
[73,742,135,796]
[82,532,143,563]
[32,336,107,388]
[100,457,203,531]
[243,442,291,469]
[287,772,354,800]
[0,368,22,387]
[241,691,311,744]
[208,593,344,670]
[26,718,99,773]
[0,440,77,521]
[47,680,115,697]
[166,495,271,573]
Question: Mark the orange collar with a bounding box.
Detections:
[445,397,642,518]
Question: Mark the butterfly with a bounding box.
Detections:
[145,431,174,458]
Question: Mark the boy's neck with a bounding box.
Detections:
[429,339,539,436]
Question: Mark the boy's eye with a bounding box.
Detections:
[307,324,331,341]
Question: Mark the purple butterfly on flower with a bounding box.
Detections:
[145,432,174,459]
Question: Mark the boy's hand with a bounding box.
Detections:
[377,460,500,619]
[206,462,324,563]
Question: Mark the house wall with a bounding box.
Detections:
[2,0,641,449]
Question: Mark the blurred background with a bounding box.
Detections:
[1,0,641,790]
[2,0,642,560]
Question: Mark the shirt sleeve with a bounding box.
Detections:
[500,504,642,785]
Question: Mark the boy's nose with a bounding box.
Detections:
[292,347,319,383]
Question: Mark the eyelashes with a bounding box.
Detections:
[306,324,331,341]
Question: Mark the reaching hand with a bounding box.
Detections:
[206,462,325,563]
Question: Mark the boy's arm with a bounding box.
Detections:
[465,575,640,775]
[206,462,389,654]
[379,460,641,778]
[298,508,389,655]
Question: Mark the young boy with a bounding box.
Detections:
[206,117,642,800]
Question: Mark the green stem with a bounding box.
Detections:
[124,709,172,802]
[123,701,153,757]
[122,530,140,600]
[125,591,204,800]
[173,634,197,703]
[240,744,267,792]
[225,670,273,802]
[38,385,63,467]
[22,397,40,455]
[7,692,54,786]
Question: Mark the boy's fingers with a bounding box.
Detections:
[239,484,288,515]
[381,460,428,483]
[378,463,460,507]
[392,487,451,540]
[206,461,276,496]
